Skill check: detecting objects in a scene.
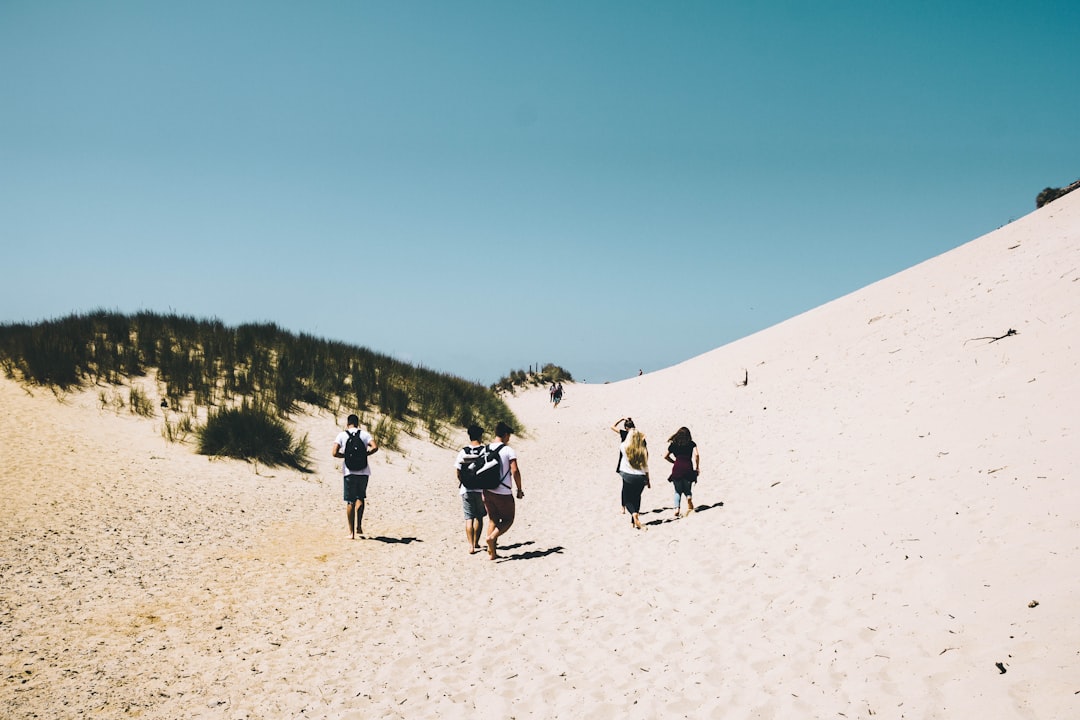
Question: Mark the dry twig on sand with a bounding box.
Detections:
[964,328,1018,345]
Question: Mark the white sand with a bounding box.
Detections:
[2,191,1078,718]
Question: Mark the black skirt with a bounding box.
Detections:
[620,473,648,514]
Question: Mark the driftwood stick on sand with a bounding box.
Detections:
[965,328,1018,345]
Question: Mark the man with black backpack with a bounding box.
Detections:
[454,424,487,554]
[332,414,379,539]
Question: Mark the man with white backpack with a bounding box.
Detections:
[454,424,488,554]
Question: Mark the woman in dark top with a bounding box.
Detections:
[611,417,635,464]
[664,426,700,517]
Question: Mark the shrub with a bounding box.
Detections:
[198,404,311,471]
[163,414,195,444]
[1036,180,1080,208]
[128,385,156,417]
[375,415,401,452]
[1036,186,1062,208]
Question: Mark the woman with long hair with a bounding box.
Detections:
[664,426,700,517]
[611,417,635,513]
[619,427,651,530]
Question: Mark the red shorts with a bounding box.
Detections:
[482,491,516,526]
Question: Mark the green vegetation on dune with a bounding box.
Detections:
[493,363,574,394]
[199,403,312,471]
[0,310,520,469]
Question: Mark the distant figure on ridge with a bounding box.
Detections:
[483,421,524,560]
[553,382,564,408]
[619,426,651,530]
[332,414,379,539]
[454,424,488,554]
[664,426,700,517]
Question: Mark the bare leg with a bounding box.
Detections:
[486,518,512,560]
[687,495,695,513]
[483,494,514,560]
[355,499,365,537]
[467,518,483,553]
[346,501,356,539]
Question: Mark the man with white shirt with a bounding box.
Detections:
[454,424,487,554]
[482,421,524,560]
[332,414,378,539]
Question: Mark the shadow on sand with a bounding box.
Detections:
[495,540,565,562]
[367,536,423,544]
[643,501,723,527]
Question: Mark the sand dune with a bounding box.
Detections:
[2,191,1078,718]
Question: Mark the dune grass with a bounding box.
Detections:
[198,403,311,471]
[0,310,522,467]
[493,363,574,395]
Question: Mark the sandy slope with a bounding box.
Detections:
[2,192,1078,719]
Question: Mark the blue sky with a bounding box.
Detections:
[2,1,1077,384]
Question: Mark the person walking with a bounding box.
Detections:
[610,417,636,513]
[664,426,700,517]
[454,424,487,554]
[483,421,524,560]
[619,427,651,530]
[332,414,379,539]
[610,416,635,445]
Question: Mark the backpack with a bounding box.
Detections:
[343,429,369,472]
[458,443,508,490]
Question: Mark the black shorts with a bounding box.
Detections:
[343,474,369,502]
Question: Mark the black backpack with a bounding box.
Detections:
[343,429,369,472]
[458,443,508,490]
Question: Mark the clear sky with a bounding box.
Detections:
[2,1,1078,384]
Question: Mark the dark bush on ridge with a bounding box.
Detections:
[199,404,310,470]
[1037,186,1063,208]
[1036,179,1080,208]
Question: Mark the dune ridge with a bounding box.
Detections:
[2,191,1078,718]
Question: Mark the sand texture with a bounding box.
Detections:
[3,192,1079,718]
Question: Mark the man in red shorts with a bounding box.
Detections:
[483,421,524,560]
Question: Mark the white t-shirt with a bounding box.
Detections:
[454,444,485,495]
[335,428,373,476]
[484,442,517,496]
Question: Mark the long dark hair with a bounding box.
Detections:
[668,426,693,446]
